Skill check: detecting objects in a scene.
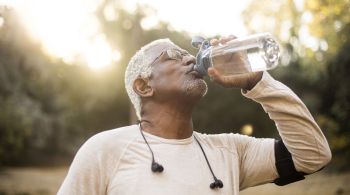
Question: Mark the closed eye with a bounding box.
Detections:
[165,49,182,61]
[157,48,191,63]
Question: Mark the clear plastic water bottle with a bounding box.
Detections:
[192,33,280,76]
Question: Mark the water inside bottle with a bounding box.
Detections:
[210,36,280,75]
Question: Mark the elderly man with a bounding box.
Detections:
[58,36,331,195]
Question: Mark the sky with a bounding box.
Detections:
[0,0,252,70]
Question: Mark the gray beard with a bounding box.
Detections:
[184,79,208,98]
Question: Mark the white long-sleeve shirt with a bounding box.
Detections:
[58,72,331,195]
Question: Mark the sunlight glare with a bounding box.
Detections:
[299,25,319,51]
[7,0,253,71]
[84,35,117,71]
[141,15,159,30]
[13,0,115,71]
[103,3,118,21]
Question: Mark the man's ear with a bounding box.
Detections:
[133,77,154,97]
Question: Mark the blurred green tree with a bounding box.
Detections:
[0,7,131,165]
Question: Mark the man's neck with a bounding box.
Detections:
[140,102,194,139]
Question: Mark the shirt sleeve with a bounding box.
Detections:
[237,71,331,189]
[231,134,277,190]
[57,133,116,195]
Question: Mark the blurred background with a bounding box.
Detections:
[0,0,349,194]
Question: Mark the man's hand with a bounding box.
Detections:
[208,35,263,90]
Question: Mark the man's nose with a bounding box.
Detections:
[183,55,196,66]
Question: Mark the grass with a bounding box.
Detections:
[0,167,349,195]
[0,167,67,195]
[241,171,350,195]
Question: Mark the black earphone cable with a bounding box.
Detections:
[137,120,223,188]
[193,135,216,179]
[138,121,156,162]
[193,135,223,189]
[137,120,164,173]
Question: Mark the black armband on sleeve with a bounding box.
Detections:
[273,140,305,186]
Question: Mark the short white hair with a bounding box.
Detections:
[125,38,175,119]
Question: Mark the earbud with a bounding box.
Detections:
[151,162,164,173]
[210,179,224,189]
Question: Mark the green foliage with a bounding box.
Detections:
[0,7,131,165]
[193,80,277,137]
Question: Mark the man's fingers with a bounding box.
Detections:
[219,35,237,44]
[210,39,219,46]
[208,67,251,88]
[219,36,229,44]
[208,68,223,83]
[207,67,217,77]
[208,68,232,87]
[211,35,237,46]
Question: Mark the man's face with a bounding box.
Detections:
[147,42,207,102]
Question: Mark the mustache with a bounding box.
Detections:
[186,63,196,74]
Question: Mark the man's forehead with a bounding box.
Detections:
[145,41,182,61]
